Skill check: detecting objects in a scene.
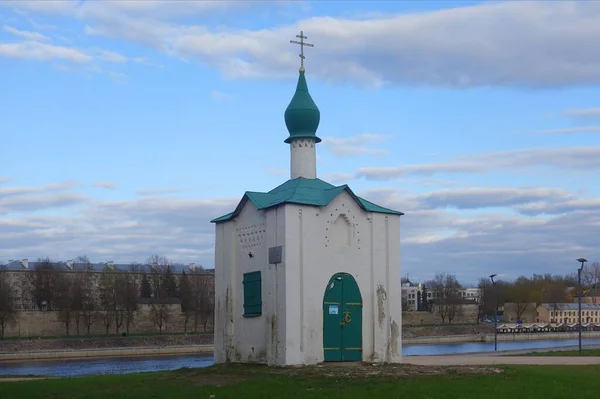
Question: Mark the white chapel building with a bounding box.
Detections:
[211,52,404,366]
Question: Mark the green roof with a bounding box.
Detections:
[211,178,404,223]
[284,70,321,144]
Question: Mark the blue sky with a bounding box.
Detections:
[1,0,599,285]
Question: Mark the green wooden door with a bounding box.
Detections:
[323,273,363,362]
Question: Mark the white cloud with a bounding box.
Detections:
[519,125,600,135]
[93,181,116,190]
[136,188,185,196]
[99,50,127,63]
[2,25,49,41]
[14,1,600,87]
[564,107,600,118]
[8,1,600,87]
[417,187,573,210]
[0,40,92,62]
[322,134,391,157]
[322,172,356,184]
[357,146,600,180]
[0,179,598,280]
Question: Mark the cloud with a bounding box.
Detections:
[9,1,600,88]
[322,172,356,184]
[357,146,600,180]
[0,178,597,281]
[564,107,600,118]
[518,126,600,135]
[417,187,572,210]
[136,188,185,196]
[99,50,127,63]
[2,0,78,15]
[322,134,391,157]
[515,198,600,216]
[358,187,600,282]
[210,90,232,101]
[0,179,237,265]
[93,181,116,190]
[2,25,49,41]
[0,193,88,214]
[0,40,92,62]
[0,181,77,198]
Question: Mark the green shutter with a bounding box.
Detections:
[243,271,262,317]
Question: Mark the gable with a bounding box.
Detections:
[211,178,404,223]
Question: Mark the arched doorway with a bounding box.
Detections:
[322,272,363,362]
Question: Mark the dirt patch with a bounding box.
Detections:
[162,362,503,386]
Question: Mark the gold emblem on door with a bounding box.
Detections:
[340,310,352,326]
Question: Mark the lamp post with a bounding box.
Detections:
[489,274,498,352]
[576,258,587,355]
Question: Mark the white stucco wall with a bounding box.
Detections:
[214,190,402,366]
[213,201,286,365]
[290,138,317,179]
[283,191,402,365]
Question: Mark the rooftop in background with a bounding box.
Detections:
[541,303,600,310]
[1,259,214,274]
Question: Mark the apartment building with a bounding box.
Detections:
[1,259,213,311]
[536,303,600,324]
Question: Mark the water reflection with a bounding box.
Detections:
[2,338,600,378]
[0,354,214,378]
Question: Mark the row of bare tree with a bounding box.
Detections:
[404,262,600,325]
[477,262,600,321]
[0,255,214,339]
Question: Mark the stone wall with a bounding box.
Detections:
[402,304,479,325]
[5,305,214,337]
[502,302,537,323]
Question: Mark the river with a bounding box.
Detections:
[2,338,600,378]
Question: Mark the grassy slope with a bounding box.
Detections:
[3,365,600,399]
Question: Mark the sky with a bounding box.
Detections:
[1,0,599,285]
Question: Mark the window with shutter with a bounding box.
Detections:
[243,271,262,317]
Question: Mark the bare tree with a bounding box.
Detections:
[506,277,536,321]
[149,300,173,333]
[113,268,139,335]
[98,268,115,334]
[583,262,600,303]
[190,272,214,332]
[179,271,194,332]
[27,257,60,310]
[0,265,16,339]
[426,273,463,325]
[54,272,75,335]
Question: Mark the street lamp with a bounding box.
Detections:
[576,258,587,355]
[489,273,498,352]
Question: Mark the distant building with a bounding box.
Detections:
[401,281,481,312]
[536,303,600,324]
[1,259,213,311]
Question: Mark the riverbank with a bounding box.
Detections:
[0,344,213,361]
[404,331,600,345]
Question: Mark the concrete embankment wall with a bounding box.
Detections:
[403,331,600,345]
[0,345,213,362]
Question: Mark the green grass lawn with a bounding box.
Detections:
[521,349,600,357]
[2,364,600,399]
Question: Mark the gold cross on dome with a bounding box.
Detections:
[290,30,314,72]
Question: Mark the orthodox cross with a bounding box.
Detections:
[290,30,314,72]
